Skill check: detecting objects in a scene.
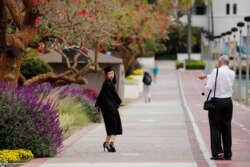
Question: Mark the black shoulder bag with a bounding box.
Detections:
[203,68,219,111]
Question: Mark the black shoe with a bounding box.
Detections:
[109,142,116,152]
[224,157,231,160]
[210,154,224,160]
[103,142,112,152]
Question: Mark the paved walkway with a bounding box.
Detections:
[22,61,250,167]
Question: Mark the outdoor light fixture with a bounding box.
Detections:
[231,27,238,33]
[226,31,232,35]
[221,32,226,36]
[214,35,221,39]
[207,35,214,41]
[244,16,250,22]
[244,16,250,104]
[237,22,245,28]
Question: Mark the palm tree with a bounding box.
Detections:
[179,0,213,60]
[206,0,214,36]
[180,0,195,60]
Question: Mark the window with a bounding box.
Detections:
[226,3,230,15]
[195,5,206,15]
[233,3,237,14]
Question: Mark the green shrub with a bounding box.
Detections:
[57,95,101,140]
[186,60,205,69]
[80,98,101,123]
[52,85,101,123]
[0,85,63,158]
[58,96,91,132]
[176,60,184,69]
[20,58,53,79]
[176,60,205,70]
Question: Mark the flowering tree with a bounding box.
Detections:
[107,1,174,71]
[0,0,175,86]
[0,0,121,86]
[27,0,122,85]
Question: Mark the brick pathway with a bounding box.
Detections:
[179,70,250,167]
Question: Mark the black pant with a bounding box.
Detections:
[208,97,233,159]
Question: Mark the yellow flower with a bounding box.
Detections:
[0,149,34,163]
[132,69,144,75]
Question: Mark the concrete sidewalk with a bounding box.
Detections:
[22,61,250,167]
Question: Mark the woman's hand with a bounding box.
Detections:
[95,106,102,113]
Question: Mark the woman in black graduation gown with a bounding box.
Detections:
[95,66,122,152]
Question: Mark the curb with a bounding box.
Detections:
[21,124,99,167]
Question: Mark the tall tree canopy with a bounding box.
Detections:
[0,0,176,86]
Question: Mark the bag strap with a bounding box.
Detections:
[213,68,219,97]
[206,90,212,101]
[205,68,219,101]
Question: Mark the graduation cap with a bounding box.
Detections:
[104,66,113,74]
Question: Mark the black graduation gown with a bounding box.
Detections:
[95,80,122,135]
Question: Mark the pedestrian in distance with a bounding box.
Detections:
[95,66,123,153]
[142,71,152,103]
[152,62,159,84]
[197,55,235,160]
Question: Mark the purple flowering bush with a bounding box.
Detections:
[56,85,97,103]
[0,84,63,158]
[0,82,100,158]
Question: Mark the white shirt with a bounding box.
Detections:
[206,65,235,98]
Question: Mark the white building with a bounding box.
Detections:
[180,0,250,37]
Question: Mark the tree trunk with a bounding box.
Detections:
[187,8,192,60]
[0,51,24,86]
[124,54,136,72]
[0,0,39,86]
[210,2,214,36]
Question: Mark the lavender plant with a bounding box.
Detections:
[0,84,63,158]
[56,84,97,104]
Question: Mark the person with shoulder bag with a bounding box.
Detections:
[197,55,235,160]
[142,71,152,103]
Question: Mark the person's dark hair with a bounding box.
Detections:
[112,74,117,85]
[104,66,116,85]
[104,66,113,74]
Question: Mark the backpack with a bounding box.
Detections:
[143,73,152,86]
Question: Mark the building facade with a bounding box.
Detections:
[180,0,250,36]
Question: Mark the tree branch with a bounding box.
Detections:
[22,0,39,27]
[5,0,23,29]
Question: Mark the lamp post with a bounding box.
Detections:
[231,28,238,100]
[244,16,250,104]
[214,35,221,60]
[226,31,232,59]
[208,35,215,72]
[231,27,238,74]
[226,31,232,50]
[237,22,245,101]
[221,32,226,55]
[204,34,213,73]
